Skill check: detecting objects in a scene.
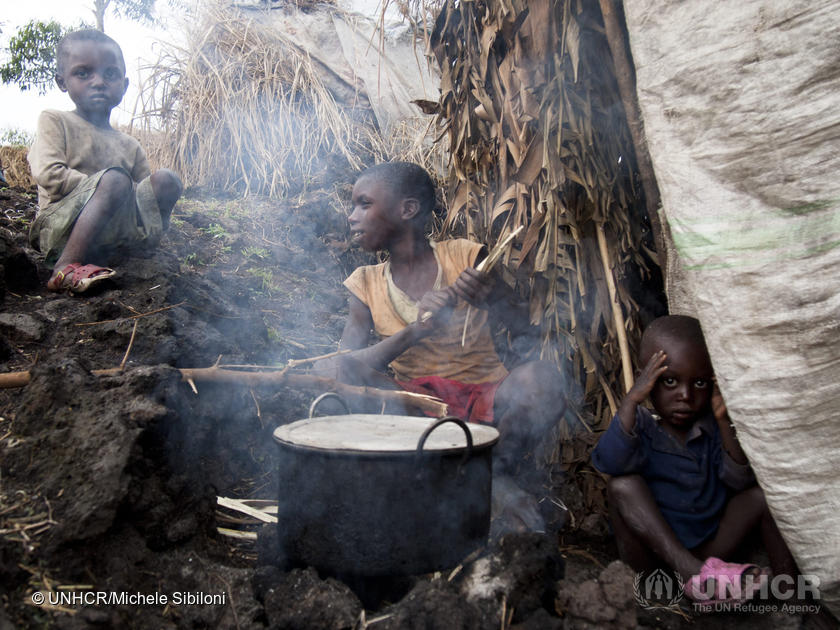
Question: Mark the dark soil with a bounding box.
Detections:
[0,184,833,629]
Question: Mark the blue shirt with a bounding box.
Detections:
[591,407,755,549]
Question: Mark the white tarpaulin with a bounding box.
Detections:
[623,0,840,613]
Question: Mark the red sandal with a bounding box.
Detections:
[48,263,115,294]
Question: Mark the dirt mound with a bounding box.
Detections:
[0,184,369,627]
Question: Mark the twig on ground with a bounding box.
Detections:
[249,390,262,427]
[119,320,139,370]
[75,301,186,327]
[211,572,241,630]
[557,545,605,569]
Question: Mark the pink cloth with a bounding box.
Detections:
[397,375,504,424]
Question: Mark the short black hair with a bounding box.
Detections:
[358,162,436,218]
[639,315,708,363]
[56,29,125,77]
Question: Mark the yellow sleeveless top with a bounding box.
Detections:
[343,239,508,384]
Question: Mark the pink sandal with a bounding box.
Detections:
[48,263,116,294]
[684,557,769,604]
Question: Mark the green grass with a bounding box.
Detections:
[242,246,270,259]
[199,223,230,240]
[246,267,282,295]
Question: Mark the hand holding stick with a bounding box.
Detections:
[460,226,524,346]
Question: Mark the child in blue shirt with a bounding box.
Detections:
[592,315,796,603]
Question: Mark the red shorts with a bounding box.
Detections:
[396,375,504,424]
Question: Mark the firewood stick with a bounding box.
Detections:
[0,366,449,417]
[461,226,524,346]
[598,0,667,275]
[179,368,449,416]
[217,496,277,524]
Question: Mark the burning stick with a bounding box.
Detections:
[461,226,524,346]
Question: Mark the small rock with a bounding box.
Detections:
[598,560,635,609]
[567,579,616,623]
[0,312,45,342]
[554,561,637,630]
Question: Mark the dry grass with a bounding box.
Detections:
[0,146,35,188]
[132,1,446,197]
[428,0,656,438]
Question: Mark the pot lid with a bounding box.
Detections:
[273,414,499,454]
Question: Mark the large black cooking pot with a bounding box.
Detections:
[273,394,499,576]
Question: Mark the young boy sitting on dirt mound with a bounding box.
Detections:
[591,315,797,604]
[329,161,567,534]
[27,29,182,294]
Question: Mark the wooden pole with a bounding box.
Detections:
[598,0,667,276]
[597,224,634,394]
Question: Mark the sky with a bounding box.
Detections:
[0,0,181,135]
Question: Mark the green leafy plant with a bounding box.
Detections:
[0,127,35,147]
[0,20,66,94]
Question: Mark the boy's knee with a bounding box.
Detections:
[607,474,646,502]
[150,169,183,208]
[97,168,134,199]
[734,484,766,513]
[498,360,566,419]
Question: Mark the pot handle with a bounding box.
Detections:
[415,416,474,469]
[308,392,350,417]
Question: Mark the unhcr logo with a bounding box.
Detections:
[633,569,822,615]
[633,569,684,610]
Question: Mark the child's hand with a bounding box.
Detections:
[711,382,729,425]
[415,288,456,333]
[450,268,494,307]
[711,382,748,463]
[616,350,667,434]
[627,350,668,406]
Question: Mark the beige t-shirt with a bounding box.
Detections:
[344,239,509,384]
[27,110,151,211]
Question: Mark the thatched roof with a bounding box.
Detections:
[135,1,445,196]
